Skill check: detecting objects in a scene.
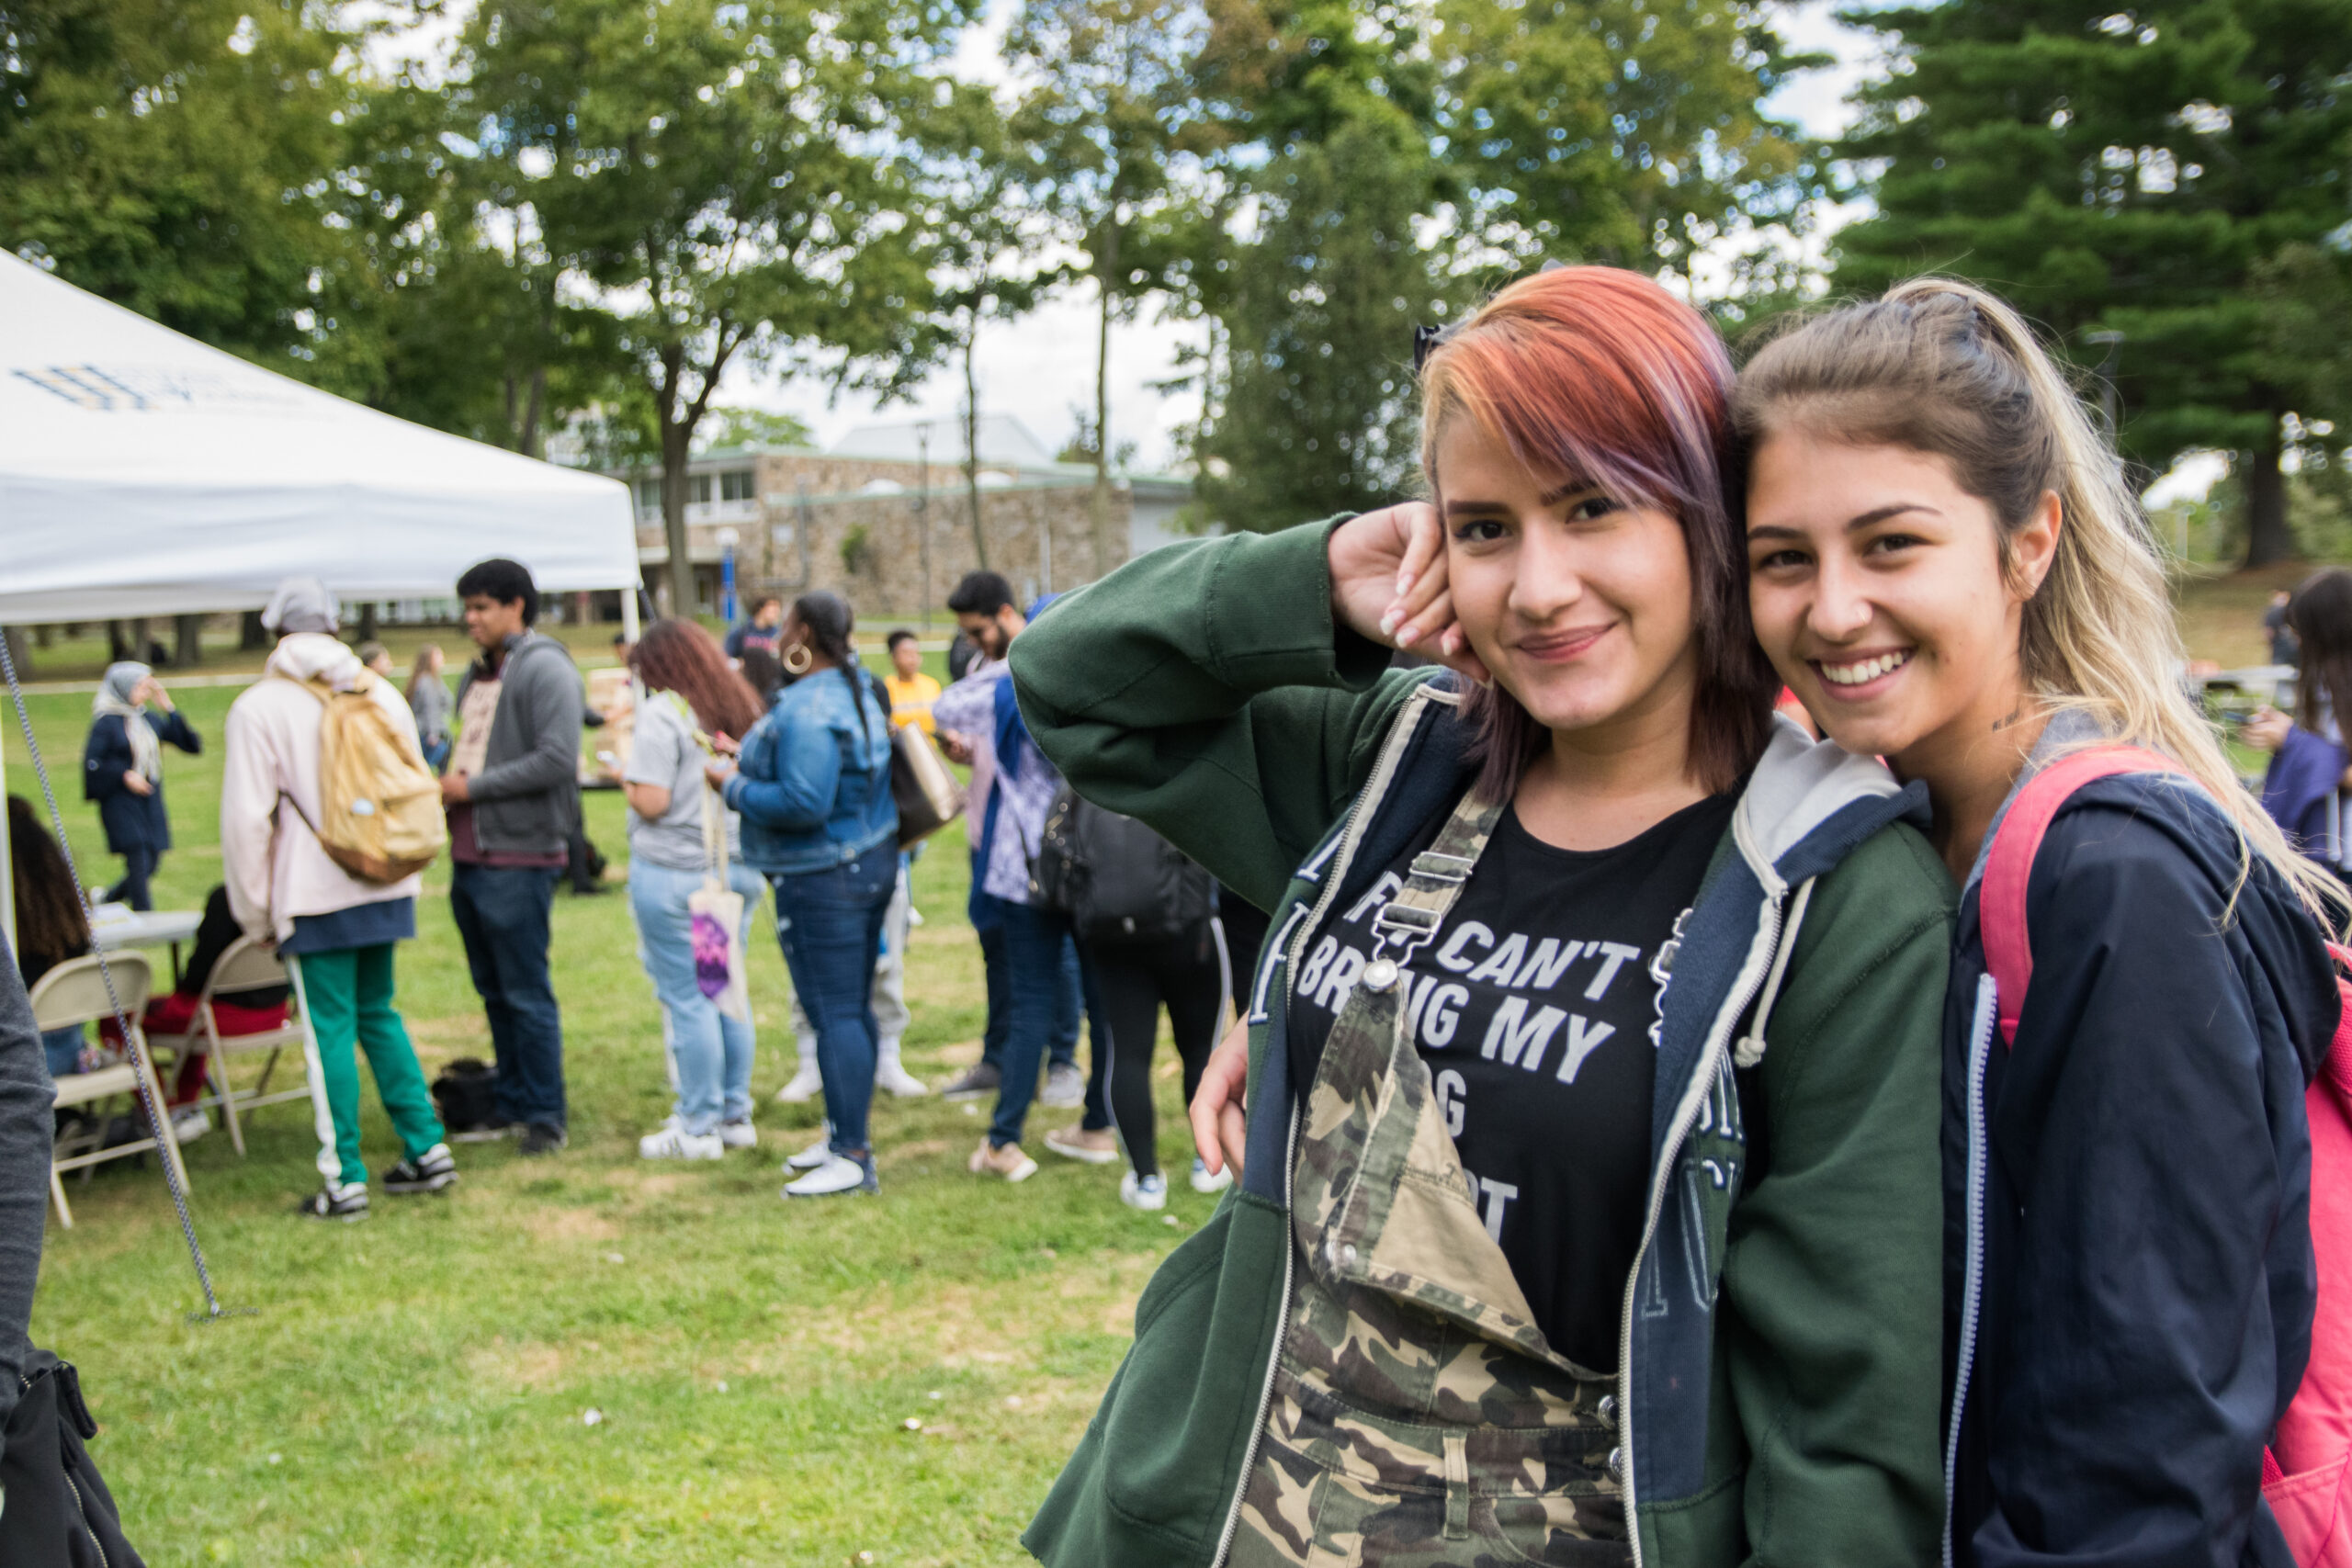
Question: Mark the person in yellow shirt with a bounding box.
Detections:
[883,629,942,735]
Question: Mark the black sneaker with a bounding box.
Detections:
[380,1145,458,1194]
[517,1122,568,1157]
[295,1187,368,1222]
[448,1119,517,1145]
[939,1063,1001,1101]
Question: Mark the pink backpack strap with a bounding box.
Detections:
[1980,746,2185,1047]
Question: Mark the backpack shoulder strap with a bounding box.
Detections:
[1981,744,2185,1048]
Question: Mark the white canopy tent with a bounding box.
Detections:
[0,250,643,944]
[0,251,639,619]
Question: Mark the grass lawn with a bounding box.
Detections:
[8,673,1207,1567]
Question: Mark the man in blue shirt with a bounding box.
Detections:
[724,595,786,660]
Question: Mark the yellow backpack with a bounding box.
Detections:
[276,669,447,883]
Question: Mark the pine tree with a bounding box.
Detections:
[1833,0,2352,564]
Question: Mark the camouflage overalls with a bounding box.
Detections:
[1231,790,1629,1568]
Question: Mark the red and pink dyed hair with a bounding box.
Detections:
[1419,265,1776,798]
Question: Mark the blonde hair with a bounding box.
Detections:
[1733,276,2340,921]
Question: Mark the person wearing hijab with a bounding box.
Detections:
[83,659,200,910]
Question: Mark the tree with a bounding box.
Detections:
[1173,0,1455,531]
[456,0,973,617]
[1197,122,1456,531]
[1010,0,1214,576]
[917,90,1061,570]
[0,0,379,387]
[1431,0,1817,281]
[1833,0,2352,565]
[698,406,816,451]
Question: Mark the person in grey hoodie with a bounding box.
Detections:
[441,558,584,1156]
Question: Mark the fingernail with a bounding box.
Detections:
[1378,610,1400,638]
[1396,571,1414,595]
[1396,624,1419,648]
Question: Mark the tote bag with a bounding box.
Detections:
[691,787,752,1022]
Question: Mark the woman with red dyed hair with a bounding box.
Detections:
[1008,265,1952,1566]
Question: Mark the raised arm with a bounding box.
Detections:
[1008,517,1427,911]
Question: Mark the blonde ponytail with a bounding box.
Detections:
[1736,276,2344,925]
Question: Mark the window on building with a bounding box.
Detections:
[635,479,661,511]
[690,474,713,505]
[720,469,756,502]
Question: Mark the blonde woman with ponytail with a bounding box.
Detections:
[1735,277,2341,1568]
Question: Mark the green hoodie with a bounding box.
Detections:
[1009,521,1954,1568]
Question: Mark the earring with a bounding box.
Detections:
[783,644,813,676]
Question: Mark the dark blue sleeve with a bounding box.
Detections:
[2262,727,2344,862]
[154,707,201,755]
[82,716,125,802]
[1975,807,2316,1568]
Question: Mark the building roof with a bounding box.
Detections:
[830,413,1056,468]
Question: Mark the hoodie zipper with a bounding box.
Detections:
[18,1366,108,1568]
[1613,882,1789,1568]
[1207,693,1437,1568]
[1942,972,1997,1568]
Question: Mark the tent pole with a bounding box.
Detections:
[621,581,642,647]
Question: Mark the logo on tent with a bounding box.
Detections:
[12,364,300,412]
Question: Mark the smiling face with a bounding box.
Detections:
[1745,430,2057,776]
[1438,415,1701,753]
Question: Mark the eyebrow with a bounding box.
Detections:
[1747,502,1941,540]
[1443,481,1603,519]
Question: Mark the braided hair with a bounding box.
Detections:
[792,592,879,747]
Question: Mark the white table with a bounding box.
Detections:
[89,909,203,987]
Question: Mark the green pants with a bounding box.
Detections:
[289,945,444,1191]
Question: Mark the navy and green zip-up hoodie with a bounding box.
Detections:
[1942,714,2338,1567]
[1009,521,1957,1567]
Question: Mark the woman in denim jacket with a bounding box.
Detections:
[709,592,898,1197]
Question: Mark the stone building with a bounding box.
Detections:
[604,416,1197,620]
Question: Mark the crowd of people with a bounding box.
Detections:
[17,550,1227,1218]
[6,260,2352,1566]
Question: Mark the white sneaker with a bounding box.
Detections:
[783,1153,876,1197]
[775,1058,823,1103]
[874,1046,930,1099]
[786,1131,833,1171]
[170,1107,209,1145]
[717,1119,758,1149]
[1038,1061,1086,1109]
[639,1125,724,1160]
[1191,1156,1232,1194]
[1121,1170,1169,1212]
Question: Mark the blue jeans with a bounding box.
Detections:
[989,897,1089,1150]
[973,889,1085,1076]
[631,859,764,1135]
[423,737,452,774]
[40,1026,84,1080]
[772,841,895,1156]
[449,862,566,1130]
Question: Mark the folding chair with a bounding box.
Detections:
[31,953,190,1230]
[145,935,312,1156]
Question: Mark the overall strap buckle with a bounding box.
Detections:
[1361,795,1504,987]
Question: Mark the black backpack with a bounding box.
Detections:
[1035,788,1214,944]
[0,1351,145,1568]
[431,1057,499,1134]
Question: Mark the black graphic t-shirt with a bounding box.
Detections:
[1285,790,1736,1372]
